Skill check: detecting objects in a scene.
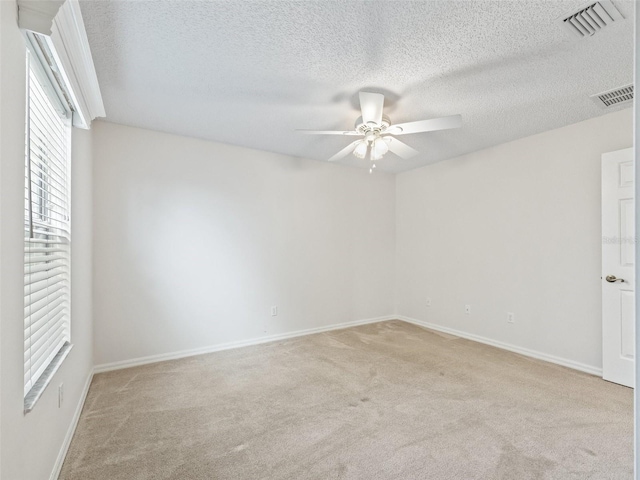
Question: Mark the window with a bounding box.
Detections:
[23,41,73,411]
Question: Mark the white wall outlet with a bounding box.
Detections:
[271,306,278,316]
[58,384,64,408]
[426,298,432,307]
[507,312,515,324]
[465,305,471,315]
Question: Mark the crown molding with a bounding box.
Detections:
[49,0,105,128]
[17,0,64,35]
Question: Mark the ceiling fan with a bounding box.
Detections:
[298,92,462,172]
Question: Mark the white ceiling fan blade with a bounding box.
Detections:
[385,137,419,159]
[359,92,384,125]
[296,130,360,135]
[388,114,462,135]
[328,140,361,162]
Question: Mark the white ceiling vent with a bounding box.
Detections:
[559,0,623,38]
[590,84,633,109]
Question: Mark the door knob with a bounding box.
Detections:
[605,275,625,283]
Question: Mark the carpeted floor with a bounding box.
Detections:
[59,320,633,480]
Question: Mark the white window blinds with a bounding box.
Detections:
[24,51,72,398]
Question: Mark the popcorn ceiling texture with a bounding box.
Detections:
[79,0,634,173]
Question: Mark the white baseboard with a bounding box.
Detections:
[397,315,603,377]
[94,314,603,377]
[50,368,94,480]
[94,315,397,374]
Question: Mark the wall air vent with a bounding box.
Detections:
[559,0,623,38]
[590,84,633,109]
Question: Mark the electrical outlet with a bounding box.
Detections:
[465,305,471,315]
[271,306,278,316]
[426,298,432,307]
[507,312,515,324]
[58,384,64,408]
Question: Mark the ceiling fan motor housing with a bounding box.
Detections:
[355,114,391,136]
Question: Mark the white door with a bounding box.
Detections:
[602,147,635,388]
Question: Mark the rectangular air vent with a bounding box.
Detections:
[559,0,623,38]
[590,84,633,109]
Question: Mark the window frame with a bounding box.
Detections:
[23,36,74,413]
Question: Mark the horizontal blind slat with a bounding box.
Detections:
[25,237,69,245]
[25,267,66,287]
[25,303,66,337]
[29,176,69,206]
[28,124,66,163]
[24,279,66,305]
[29,87,66,140]
[29,328,67,386]
[24,277,65,298]
[24,246,67,255]
[25,259,68,275]
[25,295,66,329]
[26,185,68,214]
[29,106,66,149]
[29,309,67,348]
[27,225,70,239]
[24,253,68,264]
[24,283,66,318]
[26,157,68,190]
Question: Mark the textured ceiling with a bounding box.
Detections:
[80,0,634,173]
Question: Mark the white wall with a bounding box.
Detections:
[396,108,633,372]
[0,2,94,479]
[92,121,396,366]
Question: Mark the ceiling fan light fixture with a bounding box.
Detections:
[370,137,389,161]
[353,140,368,159]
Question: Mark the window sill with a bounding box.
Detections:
[24,342,73,414]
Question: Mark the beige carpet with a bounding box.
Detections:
[59,321,633,480]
